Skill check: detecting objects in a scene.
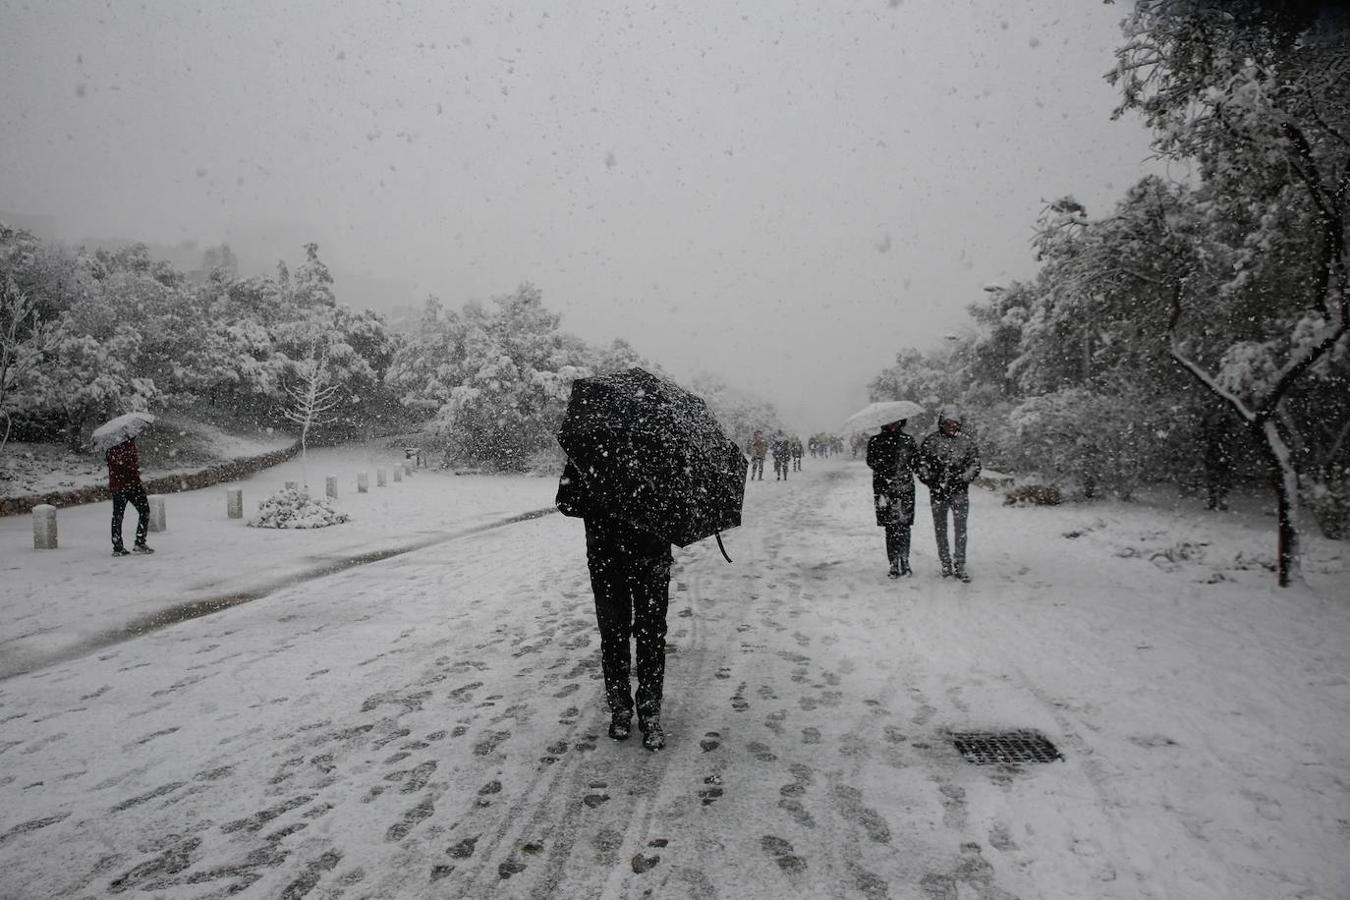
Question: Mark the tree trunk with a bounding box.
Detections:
[65,410,85,453]
[1261,418,1302,587]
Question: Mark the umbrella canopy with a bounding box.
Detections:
[557,368,747,548]
[91,412,156,452]
[841,400,926,435]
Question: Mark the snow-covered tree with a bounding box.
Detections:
[1110,0,1350,584]
[689,372,785,450]
[388,285,594,470]
[0,281,52,453]
[869,346,967,415]
[282,343,342,481]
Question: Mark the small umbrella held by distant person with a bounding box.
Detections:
[841,400,925,435]
[91,412,156,452]
[557,368,747,560]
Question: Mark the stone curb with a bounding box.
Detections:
[0,442,302,518]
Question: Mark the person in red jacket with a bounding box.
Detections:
[106,436,153,556]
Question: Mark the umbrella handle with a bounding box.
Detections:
[715,531,733,564]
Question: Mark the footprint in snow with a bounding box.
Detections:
[760,835,807,874]
[446,835,479,859]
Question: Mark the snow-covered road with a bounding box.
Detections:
[1,455,1346,899]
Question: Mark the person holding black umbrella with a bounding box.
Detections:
[556,368,748,753]
[866,419,918,578]
[556,458,673,750]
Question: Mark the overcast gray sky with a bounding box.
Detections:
[0,0,1157,433]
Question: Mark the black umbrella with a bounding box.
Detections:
[557,368,747,556]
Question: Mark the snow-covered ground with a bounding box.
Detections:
[0,451,1346,899]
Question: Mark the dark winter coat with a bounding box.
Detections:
[866,428,918,526]
[556,458,668,540]
[916,430,981,502]
[106,439,144,493]
[748,434,768,460]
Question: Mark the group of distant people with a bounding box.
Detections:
[808,436,844,457]
[744,414,980,581]
[746,430,803,481]
[744,430,857,480]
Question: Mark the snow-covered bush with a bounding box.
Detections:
[247,487,350,529]
[1303,474,1349,541]
[1003,387,1172,500]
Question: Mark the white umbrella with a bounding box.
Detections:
[91,412,156,452]
[840,400,925,435]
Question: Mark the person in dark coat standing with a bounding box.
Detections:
[866,419,918,578]
[557,459,673,751]
[106,436,154,557]
[916,408,981,581]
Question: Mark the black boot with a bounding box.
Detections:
[641,718,665,751]
[608,711,633,741]
[887,560,900,579]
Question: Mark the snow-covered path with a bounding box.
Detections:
[1,456,1346,899]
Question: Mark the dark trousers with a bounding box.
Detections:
[884,522,911,568]
[111,486,150,550]
[750,458,765,480]
[930,489,970,570]
[584,519,672,723]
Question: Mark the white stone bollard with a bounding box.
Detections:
[32,504,58,550]
[393,466,404,483]
[148,496,166,532]
[376,467,387,487]
[357,472,369,493]
[226,488,243,519]
[325,475,338,499]
[285,480,299,491]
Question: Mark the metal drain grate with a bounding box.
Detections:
[951,730,1063,765]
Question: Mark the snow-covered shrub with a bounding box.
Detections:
[247,487,350,529]
[1303,474,1349,541]
[1003,387,1174,501]
[1002,484,1062,506]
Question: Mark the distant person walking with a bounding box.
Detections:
[771,431,791,481]
[748,430,767,481]
[866,419,918,578]
[790,436,803,471]
[916,409,980,581]
[106,436,153,557]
